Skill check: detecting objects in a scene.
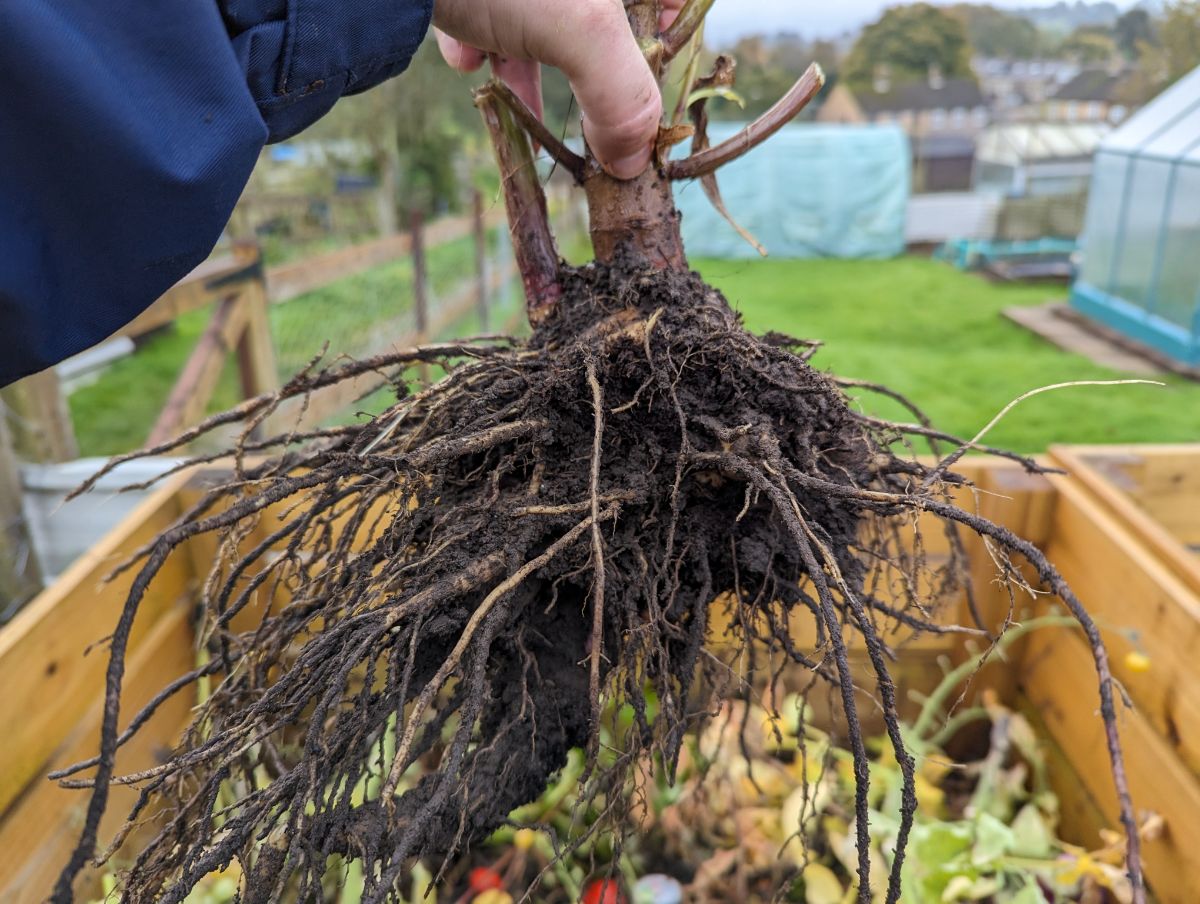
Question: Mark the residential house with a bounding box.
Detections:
[817,67,989,191]
[1045,68,1136,124]
[972,57,1081,121]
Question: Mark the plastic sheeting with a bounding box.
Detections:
[673,124,910,259]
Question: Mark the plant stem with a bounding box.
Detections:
[912,613,1077,739]
[667,64,826,181]
[661,0,717,60]
[475,82,563,324]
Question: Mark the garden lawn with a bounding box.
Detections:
[699,256,1200,453]
[70,254,1200,456]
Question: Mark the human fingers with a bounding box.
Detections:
[660,0,685,31]
[434,28,486,72]
[490,55,544,122]
[433,0,662,180]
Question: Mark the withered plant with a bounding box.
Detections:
[53,3,1143,902]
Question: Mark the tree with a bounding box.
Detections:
[946,4,1044,59]
[844,3,975,89]
[706,34,840,121]
[1058,25,1119,64]
[1115,8,1159,60]
[310,40,489,231]
[1161,0,1200,83]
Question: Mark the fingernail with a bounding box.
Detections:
[608,149,650,180]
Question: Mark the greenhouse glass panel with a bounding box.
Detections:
[1103,79,1200,153]
[1110,155,1173,307]
[1154,161,1200,331]
[1078,151,1129,289]
[1071,66,1200,363]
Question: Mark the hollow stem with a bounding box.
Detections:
[485,79,586,182]
[661,0,717,60]
[667,64,826,181]
[475,81,563,325]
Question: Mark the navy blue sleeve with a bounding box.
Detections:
[0,0,433,386]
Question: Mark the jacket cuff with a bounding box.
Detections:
[234,0,435,143]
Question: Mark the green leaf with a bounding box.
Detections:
[971,813,1015,867]
[685,86,746,109]
[1003,880,1048,904]
[1009,804,1056,859]
[941,874,1001,901]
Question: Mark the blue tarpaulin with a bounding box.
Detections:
[673,124,910,260]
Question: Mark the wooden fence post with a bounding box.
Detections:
[411,210,430,384]
[0,412,42,618]
[473,191,490,332]
[411,210,428,339]
[0,370,78,464]
[231,245,279,411]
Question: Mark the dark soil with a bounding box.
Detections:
[52,262,1130,904]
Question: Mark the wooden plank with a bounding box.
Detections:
[1052,446,1200,593]
[0,413,43,611]
[1022,626,1200,904]
[266,209,507,305]
[0,369,79,463]
[146,294,252,447]
[951,466,1056,704]
[268,233,411,305]
[0,477,193,816]
[1042,473,1200,776]
[235,279,280,403]
[0,599,198,903]
[1014,694,1110,849]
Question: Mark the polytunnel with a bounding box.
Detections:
[1071,65,1200,365]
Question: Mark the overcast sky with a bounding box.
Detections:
[704,0,1143,42]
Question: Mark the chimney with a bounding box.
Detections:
[928,63,945,90]
[873,64,891,94]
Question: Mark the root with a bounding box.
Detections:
[52,263,1142,904]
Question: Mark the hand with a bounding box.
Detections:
[433,0,683,180]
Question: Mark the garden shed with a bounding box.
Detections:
[674,124,909,259]
[1071,65,1200,365]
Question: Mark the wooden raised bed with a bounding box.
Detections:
[2,450,1198,902]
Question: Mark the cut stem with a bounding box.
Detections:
[661,0,717,61]
[485,79,586,181]
[667,64,826,181]
[475,81,563,325]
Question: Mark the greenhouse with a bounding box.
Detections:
[1071,65,1200,365]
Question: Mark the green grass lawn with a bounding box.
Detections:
[69,254,1200,457]
[699,256,1200,453]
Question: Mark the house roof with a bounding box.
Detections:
[976,122,1110,166]
[1052,69,1127,102]
[853,78,985,114]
